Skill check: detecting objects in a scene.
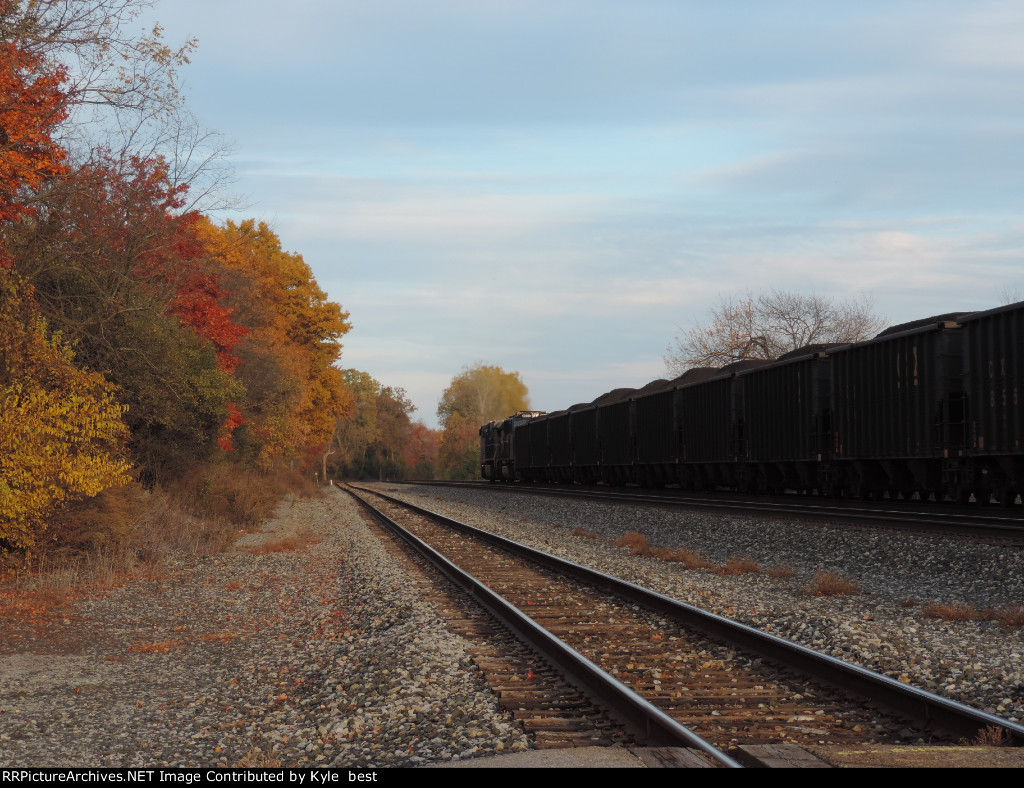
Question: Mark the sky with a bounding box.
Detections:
[139,0,1024,427]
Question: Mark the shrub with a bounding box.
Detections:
[49,483,149,550]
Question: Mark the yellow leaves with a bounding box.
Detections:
[1,280,131,551]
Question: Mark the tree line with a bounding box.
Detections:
[0,0,518,555]
[0,1,357,555]
[1,1,913,552]
[323,363,529,484]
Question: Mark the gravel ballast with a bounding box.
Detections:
[381,484,1024,727]
[3,482,1022,767]
[0,489,526,768]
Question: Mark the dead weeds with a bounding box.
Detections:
[923,601,1024,629]
[804,569,860,597]
[615,532,650,556]
[716,557,762,575]
[239,527,320,555]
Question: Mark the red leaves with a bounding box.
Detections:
[169,268,248,372]
[57,156,249,375]
[218,403,246,451]
[0,35,69,230]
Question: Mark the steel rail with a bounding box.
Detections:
[360,484,1024,746]
[344,485,743,768]
[403,480,1024,538]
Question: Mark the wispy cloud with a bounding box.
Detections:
[141,1,1024,425]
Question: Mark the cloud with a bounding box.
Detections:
[146,1,1024,427]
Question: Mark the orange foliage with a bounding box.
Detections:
[196,218,352,468]
[401,422,439,477]
[0,21,68,230]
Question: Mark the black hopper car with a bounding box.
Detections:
[479,301,1024,504]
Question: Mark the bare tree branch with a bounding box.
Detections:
[665,290,887,376]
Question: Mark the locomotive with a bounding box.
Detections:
[479,300,1024,504]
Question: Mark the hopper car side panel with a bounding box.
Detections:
[571,407,600,483]
[599,400,633,484]
[830,322,962,498]
[961,301,1024,501]
[635,388,677,486]
[741,353,831,493]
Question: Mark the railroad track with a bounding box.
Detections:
[404,480,1024,542]
[347,487,630,753]
[345,484,1024,767]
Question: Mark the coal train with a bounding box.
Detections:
[479,301,1023,504]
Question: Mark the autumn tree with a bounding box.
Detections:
[437,363,529,480]
[327,370,418,481]
[5,0,194,118]
[328,370,380,478]
[197,218,352,470]
[402,422,439,480]
[374,385,415,479]
[0,2,133,552]
[664,290,886,376]
[7,155,247,483]
[0,277,131,552]
[0,0,69,255]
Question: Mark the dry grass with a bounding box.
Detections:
[922,601,979,621]
[169,466,317,535]
[923,601,1024,629]
[991,605,1024,628]
[615,532,650,556]
[765,565,797,579]
[613,533,719,569]
[239,526,320,555]
[2,466,323,635]
[669,548,716,570]
[962,725,1011,747]
[0,543,149,619]
[0,586,75,618]
[715,557,762,575]
[804,569,860,597]
[3,466,323,585]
